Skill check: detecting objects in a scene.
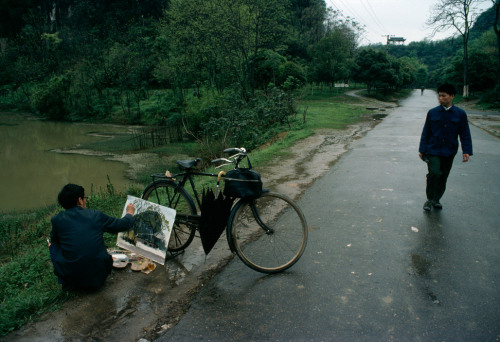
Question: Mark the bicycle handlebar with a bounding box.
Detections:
[223,147,246,155]
[211,147,248,169]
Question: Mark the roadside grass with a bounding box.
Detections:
[0,185,142,336]
[0,85,392,336]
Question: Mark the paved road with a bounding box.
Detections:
[157,90,500,341]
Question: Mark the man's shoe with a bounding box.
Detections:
[423,200,432,211]
[432,200,442,209]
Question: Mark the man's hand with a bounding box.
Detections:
[126,203,136,215]
[462,154,470,162]
[419,153,428,163]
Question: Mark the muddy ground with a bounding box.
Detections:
[4,93,498,342]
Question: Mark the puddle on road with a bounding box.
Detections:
[372,114,388,120]
[411,254,431,276]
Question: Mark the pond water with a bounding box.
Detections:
[0,112,135,212]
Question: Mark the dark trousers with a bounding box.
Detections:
[426,154,455,202]
[49,243,64,285]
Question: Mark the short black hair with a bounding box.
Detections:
[437,83,456,96]
[57,183,85,209]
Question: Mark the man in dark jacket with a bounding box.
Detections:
[50,183,135,291]
[418,83,473,211]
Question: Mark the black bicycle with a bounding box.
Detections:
[141,147,308,273]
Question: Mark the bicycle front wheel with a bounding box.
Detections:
[227,192,308,273]
[142,180,197,252]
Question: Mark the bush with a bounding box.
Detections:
[479,88,500,110]
[31,75,71,120]
[184,85,298,160]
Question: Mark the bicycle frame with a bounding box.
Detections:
[142,147,307,273]
[249,200,274,234]
[150,170,219,210]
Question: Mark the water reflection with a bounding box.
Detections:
[0,113,133,212]
[410,211,445,304]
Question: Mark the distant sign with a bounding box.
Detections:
[388,37,406,43]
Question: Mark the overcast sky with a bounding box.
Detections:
[326,0,493,45]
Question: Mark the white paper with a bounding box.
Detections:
[117,195,176,265]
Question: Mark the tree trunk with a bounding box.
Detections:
[463,38,469,97]
[462,2,470,98]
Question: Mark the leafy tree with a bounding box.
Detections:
[427,0,489,96]
[416,66,429,87]
[32,74,70,120]
[469,51,497,89]
[286,0,328,59]
[251,49,287,89]
[353,49,392,92]
[397,57,418,88]
[308,25,355,86]
[468,29,498,89]
[490,0,500,86]
[159,0,291,98]
[280,61,307,88]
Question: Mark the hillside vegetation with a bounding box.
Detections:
[1,1,499,156]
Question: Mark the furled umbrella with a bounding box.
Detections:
[198,171,234,255]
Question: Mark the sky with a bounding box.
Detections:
[326,0,493,45]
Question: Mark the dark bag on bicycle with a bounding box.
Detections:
[223,158,263,199]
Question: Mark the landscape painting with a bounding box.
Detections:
[117,195,176,265]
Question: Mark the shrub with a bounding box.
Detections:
[31,75,71,120]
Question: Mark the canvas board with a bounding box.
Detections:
[117,195,176,265]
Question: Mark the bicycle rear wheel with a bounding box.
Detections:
[142,180,197,252]
[227,192,307,273]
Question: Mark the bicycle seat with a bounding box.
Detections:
[176,158,202,170]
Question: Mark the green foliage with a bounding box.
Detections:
[31,75,71,120]
[0,203,67,336]
[308,26,356,84]
[182,85,299,160]
[352,49,422,93]
[252,49,287,89]
[479,87,500,109]
[2,0,500,119]
[0,245,69,336]
[416,66,429,87]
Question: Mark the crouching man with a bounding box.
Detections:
[49,183,135,291]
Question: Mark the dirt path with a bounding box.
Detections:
[5,92,497,342]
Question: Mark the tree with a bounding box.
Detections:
[491,0,500,87]
[426,0,489,96]
[397,57,418,88]
[308,24,356,87]
[416,66,429,87]
[353,49,393,93]
[159,0,290,97]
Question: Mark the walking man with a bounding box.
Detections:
[418,83,473,211]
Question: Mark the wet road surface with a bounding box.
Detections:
[156,90,500,341]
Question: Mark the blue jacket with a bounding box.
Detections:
[50,207,134,289]
[419,104,473,157]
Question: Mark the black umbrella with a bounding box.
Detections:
[198,171,234,255]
